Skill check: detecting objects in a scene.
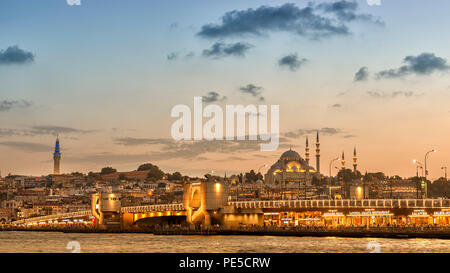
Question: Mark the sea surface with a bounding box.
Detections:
[0,231,449,253]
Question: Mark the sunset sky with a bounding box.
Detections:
[1,0,450,179]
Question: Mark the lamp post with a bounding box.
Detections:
[257,164,268,174]
[329,157,340,199]
[424,149,437,198]
[441,166,447,198]
[413,160,424,199]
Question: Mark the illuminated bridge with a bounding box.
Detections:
[11,198,450,229]
[231,199,450,209]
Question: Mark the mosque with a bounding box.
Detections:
[265,131,321,188]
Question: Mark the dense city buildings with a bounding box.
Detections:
[0,135,449,229]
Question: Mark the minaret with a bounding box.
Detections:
[315,131,320,173]
[305,136,310,165]
[353,146,358,173]
[53,135,61,175]
[341,151,345,170]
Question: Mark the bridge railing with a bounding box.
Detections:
[230,199,450,209]
[121,203,184,213]
[11,210,92,225]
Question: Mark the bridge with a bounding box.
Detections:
[11,196,450,229]
[231,199,450,209]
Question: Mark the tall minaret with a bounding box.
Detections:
[315,131,320,173]
[305,136,310,165]
[353,146,358,173]
[53,135,61,175]
[341,151,345,170]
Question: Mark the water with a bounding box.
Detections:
[0,231,449,253]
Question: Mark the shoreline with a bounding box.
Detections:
[2,227,450,240]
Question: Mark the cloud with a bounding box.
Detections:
[197,2,380,40]
[202,92,227,103]
[366,91,417,98]
[316,0,383,24]
[331,104,342,108]
[107,135,293,164]
[0,100,32,112]
[278,54,307,71]
[167,52,178,61]
[28,125,93,135]
[202,42,253,58]
[114,137,174,146]
[284,127,343,139]
[0,141,50,152]
[239,84,264,101]
[0,45,34,65]
[354,67,369,81]
[376,53,450,79]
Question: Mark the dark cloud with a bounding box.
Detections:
[202,92,227,103]
[0,45,34,65]
[28,125,93,135]
[376,53,450,79]
[114,137,174,146]
[284,128,343,139]
[316,1,383,24]
[202,42,253,58]
[278,54,307,71]
[331,104,342,108]
[354,67,369,81]
[0,141,50,152]
[366,91,416,98]
[0,125,92,138]
[108,138,287,163]
[197,2,380,40]
[167,52,178,61]
[0,100,32,112]
[239,84,264,101]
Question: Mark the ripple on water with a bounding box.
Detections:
[0,232,448,253]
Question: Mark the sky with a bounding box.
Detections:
[1,0,450,179]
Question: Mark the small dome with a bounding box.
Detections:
[280,149,301,160]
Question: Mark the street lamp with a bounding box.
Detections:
[413,160,424,199]
[413,160,424,177]
[257,164,268,174]
[329,157,340,199]
[441,166,447,198]
[424,149,437,198]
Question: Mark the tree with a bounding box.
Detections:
[245,170,262,183]
[337,168,362,182]
[101,167,117,175]
[138,163,158,171]
[167,172,183,181]
[118,173,127,180]
[147,165,164,181]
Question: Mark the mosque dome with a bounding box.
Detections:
[280,149,301,161]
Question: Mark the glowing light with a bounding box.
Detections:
[215,183,221,191]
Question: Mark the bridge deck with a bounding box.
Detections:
[11,199,450,225]
[231,199,450,209]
